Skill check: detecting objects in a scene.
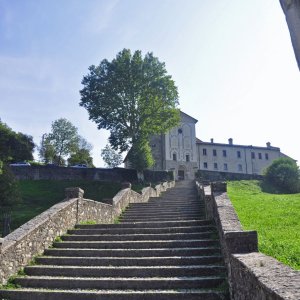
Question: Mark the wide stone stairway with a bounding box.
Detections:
[0,181,229,299]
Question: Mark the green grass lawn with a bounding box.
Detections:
[227,180,300,270]
[0,180,122,235]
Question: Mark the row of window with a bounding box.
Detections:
[172,153,190,162]
[202,149,269,160]
[203,162,243,172]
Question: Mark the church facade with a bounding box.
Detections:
[146,111,291,180]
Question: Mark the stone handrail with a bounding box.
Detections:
[196,181,300,300]
[0,180,175,285]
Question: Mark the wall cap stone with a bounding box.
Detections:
[232,252,300,300]
[65,187,84,199]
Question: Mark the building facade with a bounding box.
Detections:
[146,111,291,180]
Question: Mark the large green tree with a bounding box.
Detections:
[0,119,35,163]
[80,49,180,170]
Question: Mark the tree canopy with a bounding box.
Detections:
[39,118,93,166]
[264,157,300,193]
[80,49,180,169]
[0,119,35,163]
[101,144,123,168]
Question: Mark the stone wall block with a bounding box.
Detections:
[224,231,258,254]
[195,180,299,300]
[211,181,227,192]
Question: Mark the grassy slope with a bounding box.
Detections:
[227,180,300,270]
[1,180,122,234]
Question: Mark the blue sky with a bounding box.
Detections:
[1,0,299,167]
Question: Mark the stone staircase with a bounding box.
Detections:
[0,180,229,299]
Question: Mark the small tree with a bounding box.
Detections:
[68,137,94,167]
[101,144,123,168]
[264,157,300,193]
[39,119,80,165]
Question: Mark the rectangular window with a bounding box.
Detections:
[224,163,228,171]
[214,163,218,170]
[222,150,227,157]
[251,152,255,159]
[172,153,177,161]
[203,162,208,169]
[203,148,207,155]
[213,149,217,156]
[258,153,262,159]
[265,153,269,160]
[237,151,241,158]
[186,154,190,162]
[238,164,243,172]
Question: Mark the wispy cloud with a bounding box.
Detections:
[81,0,120,35]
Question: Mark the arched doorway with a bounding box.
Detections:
[178,165,186,180]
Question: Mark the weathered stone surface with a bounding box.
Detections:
[196,180,299,300]
[231,253,300,300]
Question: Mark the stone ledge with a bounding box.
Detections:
[231,252,300,300]
[225,231,258,254]
[196,180,298,300]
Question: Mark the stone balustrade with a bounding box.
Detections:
[0,180,175,285]
[196,181,300,300]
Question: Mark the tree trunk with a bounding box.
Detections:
[280,0,300,70]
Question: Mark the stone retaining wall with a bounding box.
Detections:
[196,181,300,300]
[10,166,173,183]
[0,180,175,285]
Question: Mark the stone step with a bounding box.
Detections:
[121,211,204,216]
[128,202,203,208]
[68,225,216,235]
[0,288,229,300]
[36,255,224,266]
[75,220,213,229]
[123,210,203,216]
[53,239,219,249]
[125,207,203,215]
[119,216,205,222]
[14,276,226,290]
[62,232,216,241]
[44,247,221,257]
[25,265,226,278]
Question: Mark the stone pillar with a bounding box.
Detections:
[211,182,227,193]
[65,187,84,200]
[122,182,132,189]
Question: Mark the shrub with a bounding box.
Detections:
[264,157,300,193]
[0,164,21,209]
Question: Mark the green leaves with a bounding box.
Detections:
[264,157,300,194]
[101,144,123,168]
[80,49,180,169]
[39,119,93,166]
[0,120,35,163]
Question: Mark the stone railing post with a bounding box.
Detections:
[65,187,84,223]
[65,187,84,200]
[211,181,227,193]
[122,182,132,189]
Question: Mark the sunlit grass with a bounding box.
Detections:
[227,180,300,270]
[1,180,122,234]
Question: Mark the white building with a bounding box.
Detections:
[146,111,292,180]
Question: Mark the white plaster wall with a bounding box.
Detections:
[197,143,284,175]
